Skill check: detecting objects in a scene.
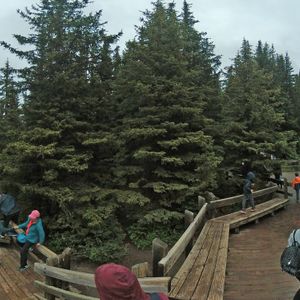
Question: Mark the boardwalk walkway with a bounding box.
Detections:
[224,175,300,300]
[0,246,41,299]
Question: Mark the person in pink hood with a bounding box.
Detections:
[94,263,169,300]
[14,209,45,271]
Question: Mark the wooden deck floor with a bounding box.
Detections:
[224,188,300,300]
[0,245,41,299]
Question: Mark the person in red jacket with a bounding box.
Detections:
[291,173,300,202]
[94,263,169,300]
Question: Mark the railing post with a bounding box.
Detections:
[184,210,194,257]
[131,262,149,278]
[45,255,59,300]
[152,238,168,277]
[56,247,72,290]
[198,196,206,209]
[284,178,288,199]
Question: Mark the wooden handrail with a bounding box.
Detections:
[34,263,171,294]
[158,203,207,276]
[209,185,278,209]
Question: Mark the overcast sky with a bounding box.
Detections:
[0,0,299,72]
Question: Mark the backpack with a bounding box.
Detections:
[281,229,300,276]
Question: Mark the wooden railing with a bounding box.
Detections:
[30,180,287,298]
[154,181,285,278]
[209,185,278,209]
[34,262,171,300]
[156,204,207,277]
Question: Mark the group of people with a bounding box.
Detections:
[240,164,300,214]
[0,193,45,271]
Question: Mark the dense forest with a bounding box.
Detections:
[0,0,299,263]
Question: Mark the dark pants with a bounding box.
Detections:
[19,241,34,268]
[3,211,20,227]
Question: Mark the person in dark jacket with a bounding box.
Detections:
[240,171,256,214]
[94,263,169,300]
[14,210,45,271]
[0,193,20,227]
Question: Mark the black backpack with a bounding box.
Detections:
[281,229,300,276]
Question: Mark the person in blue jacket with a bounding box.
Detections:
[14,210,45,271]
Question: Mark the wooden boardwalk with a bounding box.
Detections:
[224,194,300,300]
[0,246,41,299]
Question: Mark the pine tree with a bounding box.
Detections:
[222,39,297,174]
[112,1,221,247]
[1,0,124,262]
[0,61,21,191]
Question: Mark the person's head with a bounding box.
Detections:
[296,173,299,177]
[247,171,255,182]
[29,210,40,222]
[94,263,149,300]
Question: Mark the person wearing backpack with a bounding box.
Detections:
[291,173,300,202]
[94,263,169,300]
[286,229,300,281]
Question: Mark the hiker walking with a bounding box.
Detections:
[241,171,256,214]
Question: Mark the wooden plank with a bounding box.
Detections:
[209,185,278,209]
[34,263,170,293]
[207,223,230,300]
[159,203,207,275]
[34,281,98,300]
[169,221,213,298]
[152,238,168,276]
[190,223,224,300]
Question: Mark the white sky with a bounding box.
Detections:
[0,0,299,72]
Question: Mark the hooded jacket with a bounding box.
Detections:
[94,263,169,300]
[243,171,255,195]
[18,217,45,244]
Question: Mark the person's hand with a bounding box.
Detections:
[13,226,18,230]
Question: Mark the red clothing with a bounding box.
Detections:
[25,220,34,235]
[291,176,300,188]
[94,263,169,300]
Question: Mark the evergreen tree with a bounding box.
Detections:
[0,60,21,181]
[1,0,124,262]
[112,1,221,247]
[222,39,297,174]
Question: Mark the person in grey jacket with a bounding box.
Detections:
[241,171,256,214]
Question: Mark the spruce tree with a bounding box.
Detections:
[112,1,221,247]
[1,0,124,262]
[222,39,297,174]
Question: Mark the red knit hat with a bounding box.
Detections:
[94,263,150,300]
